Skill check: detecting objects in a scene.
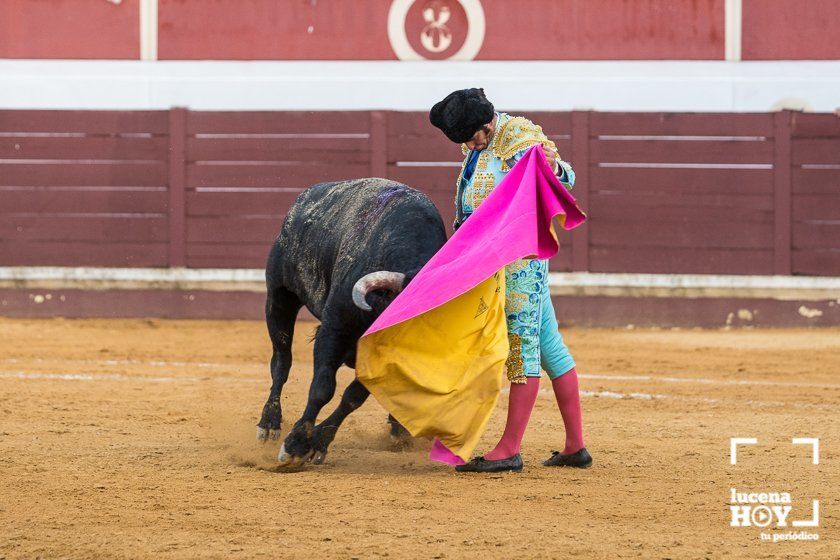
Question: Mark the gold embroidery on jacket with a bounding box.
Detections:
[476,151,490,172]
[507,258,529,273]
[505,333,527,384]
[492,116,561,171]
[505,292,528,314]
[470,172,495,208]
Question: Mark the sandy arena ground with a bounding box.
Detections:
[0,318,837,559]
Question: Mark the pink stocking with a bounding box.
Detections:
[484,376,540,460]
[551,367,585,454]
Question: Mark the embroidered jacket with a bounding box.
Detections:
[454,112,575,229]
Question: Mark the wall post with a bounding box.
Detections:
[168,107,187,268]
[571,110,591,272]
[773,110,792,275]
[370,110,388,179]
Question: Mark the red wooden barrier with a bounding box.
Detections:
[586,112,776,275]
[1,109,838,276]
[183,111,371,268]
[790,113,840,276]
[0,110,169,267]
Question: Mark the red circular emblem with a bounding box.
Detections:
[404,0,469,60]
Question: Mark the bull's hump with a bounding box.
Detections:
[331,178,414,200]
[284,178,432,245]
[302,179,422,215]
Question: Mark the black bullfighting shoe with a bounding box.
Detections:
[455,454,524,473]
[543,447,593,468]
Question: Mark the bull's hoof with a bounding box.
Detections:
[311,450,328,465]
[390,432,413,449]
[257,398,282,443]
[256,426,282,442]
[277,421,315,467]
[388,420,413,450]
[277,443,314,468]
[308,424,338,465]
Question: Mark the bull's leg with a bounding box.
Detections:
[387,414,413,449]
[278,324,350,466]
[257,286,302,442]
[309,379,370,464]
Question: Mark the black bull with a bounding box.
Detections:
[256,178,447,466]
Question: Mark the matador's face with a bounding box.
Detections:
[464,116,496,151]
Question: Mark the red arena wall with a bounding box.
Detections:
[2,0,838,61]
[158,0,394,61]
[0,0,139,59]
[158,0,725,60]
[742,0,840,60]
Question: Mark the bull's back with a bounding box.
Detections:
[267,178,444,315]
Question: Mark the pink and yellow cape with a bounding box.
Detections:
[356,146,586,461]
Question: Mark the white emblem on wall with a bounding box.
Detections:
[420,2,453,53]
[388,0,486,61]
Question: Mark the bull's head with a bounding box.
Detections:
[352,271,406,312]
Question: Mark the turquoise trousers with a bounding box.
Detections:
[504,258,575,379]
[538,272,576,378]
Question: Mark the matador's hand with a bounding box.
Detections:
[542,145,559,172]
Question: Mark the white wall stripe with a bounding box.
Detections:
[2,60,840,112]
[0,371,261,384]
[140,0,158,61]
[8,370,833,410]
[578,373,840,391]
[1,268,839,301]
[725,0,743,62]
[597,135,766,142]
[597,162,771,169]
[547,272,840,291]
[4,356,834,391]
[0,357,237,369]
[0,267,264,283]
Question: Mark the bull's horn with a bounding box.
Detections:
[352,271,406,312]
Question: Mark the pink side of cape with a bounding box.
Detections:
[362,145,586,338]
[429,438,467,466]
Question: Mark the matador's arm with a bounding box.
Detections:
[494,116,575,191]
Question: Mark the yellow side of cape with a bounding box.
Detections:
[356,271,508,461]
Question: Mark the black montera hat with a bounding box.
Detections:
[429,88,495,143]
